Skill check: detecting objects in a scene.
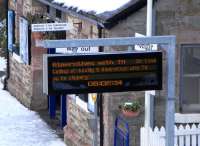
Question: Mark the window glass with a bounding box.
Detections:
[47,5,50,13]
[56,9,62,18]
[180,44,200,112]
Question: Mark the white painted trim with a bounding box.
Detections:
[67,94,76,100]
[12,53,23,63]
[175,113,200,123]
[75,96,89,113]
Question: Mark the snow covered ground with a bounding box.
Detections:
[0,58,66,146]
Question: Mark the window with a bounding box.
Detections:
[56,9,62,18]
[180,44,200,112]
[8,10,15,52]
[12,17,31,64]
[46,5,50,14]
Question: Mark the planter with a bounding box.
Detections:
[122,110,140,117]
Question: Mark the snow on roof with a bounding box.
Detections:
[53,0,131,14]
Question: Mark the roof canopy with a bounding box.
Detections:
[37,0,148,28]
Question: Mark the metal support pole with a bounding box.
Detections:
[99,93,104,146]
[48,48,56,119]
[145,2,154,146]
[93,96,98,146]
[60,95,67,127]
[98,26,104,145]
[165,39,176,146]
[49,95,56,119]
[146,0,153,37]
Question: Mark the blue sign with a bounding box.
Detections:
[19,17,29,64]
[8,10,14,52]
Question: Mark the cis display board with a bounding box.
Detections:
[43,52,162,95]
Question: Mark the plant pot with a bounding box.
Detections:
[122,110,140,117]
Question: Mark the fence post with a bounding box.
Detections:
[60,95,67,127]
[48,95,56,119]
[48,48,56,119]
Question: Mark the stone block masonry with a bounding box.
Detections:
[64,97,95,146]
[7,54,32,108]
[7,32,48,110]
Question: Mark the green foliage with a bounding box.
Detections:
[119,101,141,112]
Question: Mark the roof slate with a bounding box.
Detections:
[37,0,147,29]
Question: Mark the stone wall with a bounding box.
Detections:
[63,11,100,146]
[64,97,94,146]
[7,32,48,110]
[107,6,147,38]
[7,54,32,108]
[32,0,47,15]
[103,6,147,146]
[103,92,144,146]
[7,0,33,108]
[7,0,48,110]
[31,32,47,109]
[102,0,200,144]
[155,0,200,120]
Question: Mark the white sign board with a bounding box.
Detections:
[135,33,158,51]
[31,23,73,32]
[56,46,99,54]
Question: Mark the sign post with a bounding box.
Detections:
[39,36,176,146]
[92,93,98,146]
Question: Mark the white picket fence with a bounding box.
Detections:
[140,124,200,146]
